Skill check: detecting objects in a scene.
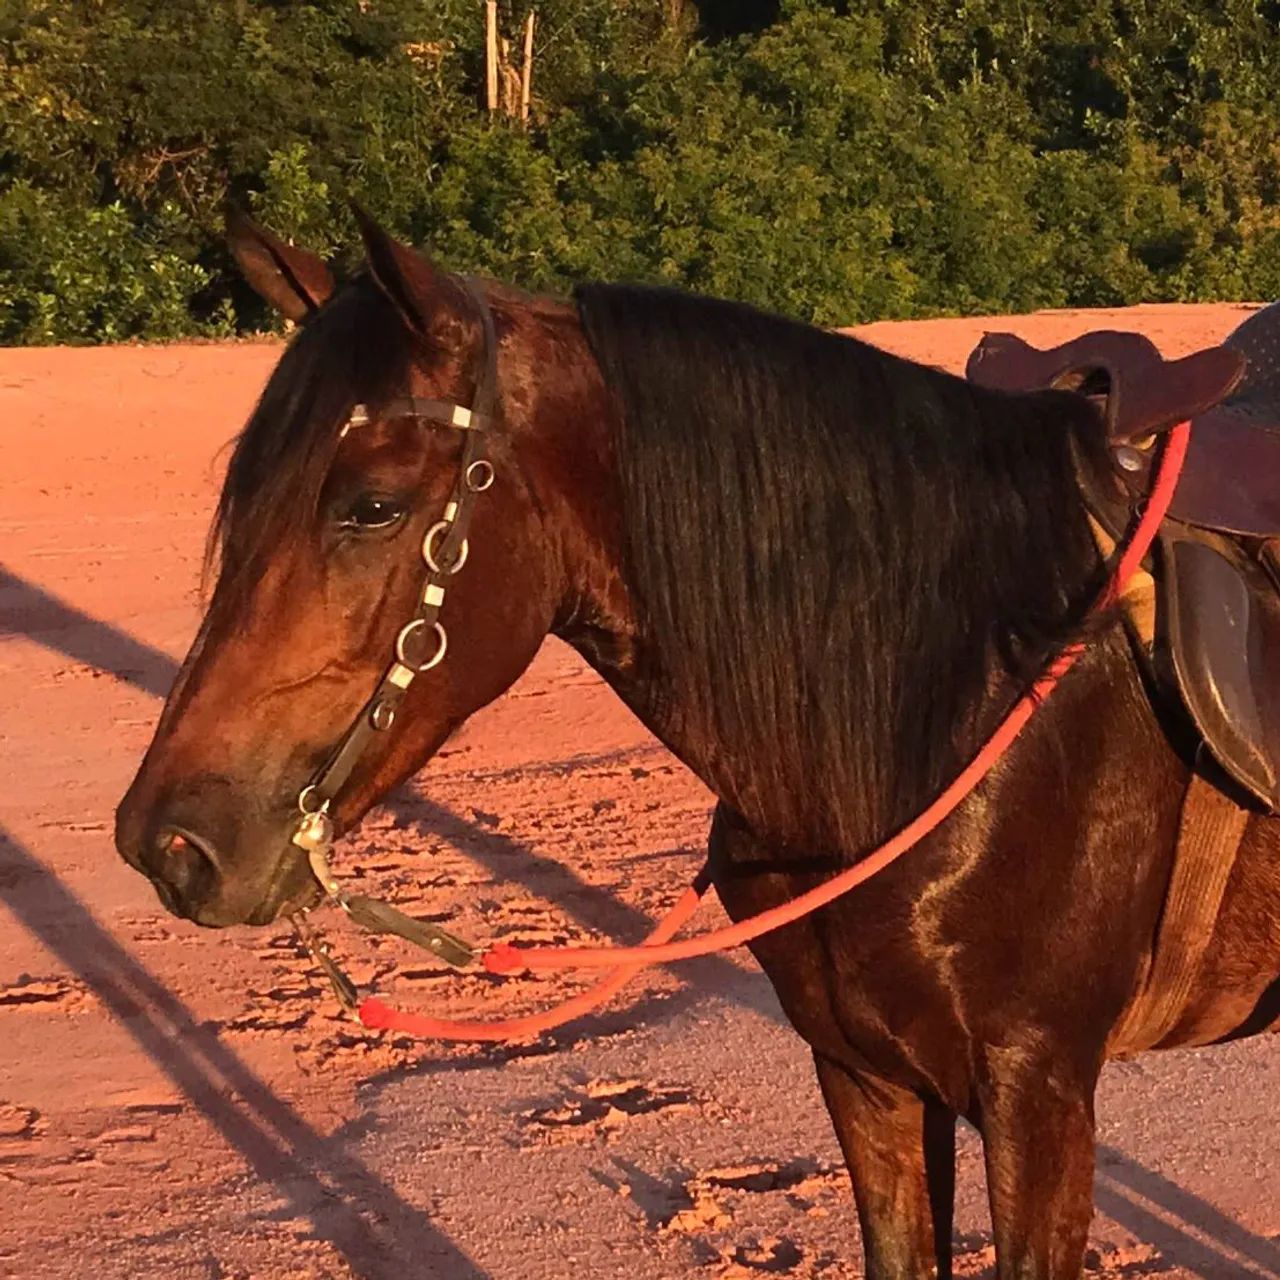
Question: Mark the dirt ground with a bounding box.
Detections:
[1,304,1277,1280]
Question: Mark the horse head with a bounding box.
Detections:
[115,212,615,925]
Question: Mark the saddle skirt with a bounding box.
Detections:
[967,302,1280,811]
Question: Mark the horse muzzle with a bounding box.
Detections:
[114,773,319,926]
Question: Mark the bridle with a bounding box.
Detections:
[288,276,499,1005]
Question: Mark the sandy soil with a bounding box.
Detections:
[0,304,1277,1280]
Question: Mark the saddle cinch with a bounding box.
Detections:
[967,302,1280,812]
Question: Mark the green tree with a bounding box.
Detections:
[1,0,1277,343]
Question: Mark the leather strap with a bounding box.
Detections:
[350,397,491,433]
[1110,762,1249,1053]
[1160,525,1280,809]
[293,276,498,824]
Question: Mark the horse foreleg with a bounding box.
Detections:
[976,1046,1097,1279]
[813,1053,956,1279]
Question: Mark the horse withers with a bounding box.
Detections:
[115,212,1280,1279]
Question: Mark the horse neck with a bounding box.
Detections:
[533,309,1103,855]
[542,409,830,841]
[518,340,719,799]
[552,497,1102,858]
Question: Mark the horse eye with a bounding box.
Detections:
[339,494,406,531]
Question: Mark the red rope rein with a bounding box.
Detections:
[359,422,1190,1040]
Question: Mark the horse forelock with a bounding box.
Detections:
[207,275,416,601]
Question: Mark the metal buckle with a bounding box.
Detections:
[395,619,448,672]
[292,806,336,856]
[306,843,345,901]
[465,459,495,492]
[422,520,469,575]
[297,784,327,814]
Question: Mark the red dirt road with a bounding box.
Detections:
[1,306,1276,1279]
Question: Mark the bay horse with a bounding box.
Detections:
[115,211,1280,1279]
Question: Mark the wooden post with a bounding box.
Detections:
[484,0,499,114]
[520,11,536,126]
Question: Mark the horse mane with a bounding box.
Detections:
[575,284,1108,853]
[210,274,414,593]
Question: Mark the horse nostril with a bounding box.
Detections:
[116,782,238,920]
[148,825,219,901]
[161,831,193,857]
[155,826,217,866]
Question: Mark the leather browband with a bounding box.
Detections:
[343,397,491,435]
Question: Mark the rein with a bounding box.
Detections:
[287,279,1192,1042]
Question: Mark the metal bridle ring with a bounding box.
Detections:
[395,619,448,672]
[422,520,469,575]
[466,459,495,492]
[298,785,329,816]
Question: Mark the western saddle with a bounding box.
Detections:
[966,302,1280,813]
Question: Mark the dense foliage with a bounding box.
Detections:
[2,0,1278,342]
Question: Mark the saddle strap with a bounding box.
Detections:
[1111,765,1249,1053]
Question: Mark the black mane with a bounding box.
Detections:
[575,284,1107,853]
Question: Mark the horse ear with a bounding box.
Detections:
[351,203,462,344]
[225,210,335,322]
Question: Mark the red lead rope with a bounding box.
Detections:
[359,422,1191,1041]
